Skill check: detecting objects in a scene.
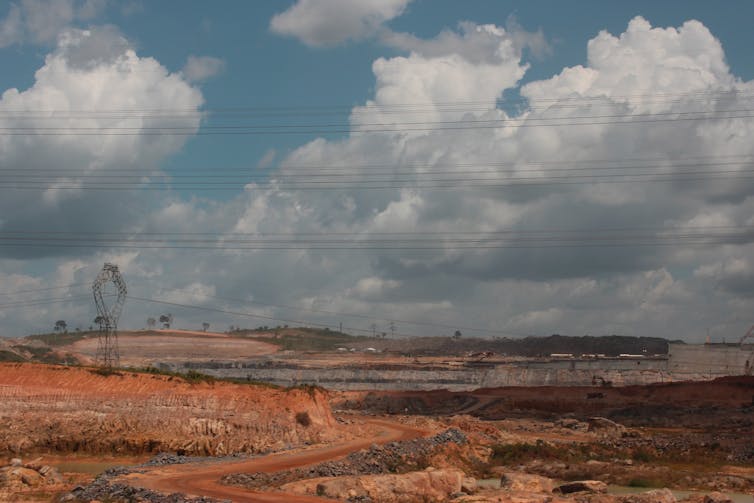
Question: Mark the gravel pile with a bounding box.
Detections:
[142,453,208,466]
[58,452,243,502]
[62,478,227,503]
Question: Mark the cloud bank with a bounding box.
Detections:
[2,17,754,344]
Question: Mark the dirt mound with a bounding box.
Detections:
[60,331,279,366]
[0,363,334,457]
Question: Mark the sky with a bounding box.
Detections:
[0,0,753,342]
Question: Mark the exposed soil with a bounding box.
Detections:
[60,331,279,366]
[0,363,334,457]
[116,419,426,503]
[2,357,754,502]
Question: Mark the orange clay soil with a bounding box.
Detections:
[123,418,426,503]
[0,363,334,456]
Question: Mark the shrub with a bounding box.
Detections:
[295,411,312,427]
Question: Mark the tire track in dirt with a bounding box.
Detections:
[123,419,426,502]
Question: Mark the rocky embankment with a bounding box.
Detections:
[218,419,750,503]
[0,456,66,501]
[0,363,335,456]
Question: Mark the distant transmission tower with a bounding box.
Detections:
[92,263,127,368]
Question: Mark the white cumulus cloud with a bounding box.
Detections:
[0,25,202,256]
[181,55,226,83]
[270,0,412,47]
[0,0,108,47]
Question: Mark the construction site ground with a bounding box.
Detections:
[1,330,753,502]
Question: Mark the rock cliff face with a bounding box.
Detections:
[0,363,335,456]
[179,360,720,391]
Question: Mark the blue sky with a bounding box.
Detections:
[0,0,753,341]
[5,0,753,199]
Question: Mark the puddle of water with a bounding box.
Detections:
[478,478,502,489]
[53,460,131,475]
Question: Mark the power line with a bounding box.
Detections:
[127,294,378,336]
[0,226,750,251]
[0,294,92,310]
[0,282,89,296]
[1,108,754,136]
[126,294,527,338]
[1,225,750,237]
[1,171,753,190]
[4,106,754,128]
[4,159,754,179]
[190,291,532,338]
[0,88,752,116]
[4,153,752,174]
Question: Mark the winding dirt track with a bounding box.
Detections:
[124,419,425,502]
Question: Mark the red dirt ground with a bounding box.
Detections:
[0,363,334,457]
[125,419,426,503]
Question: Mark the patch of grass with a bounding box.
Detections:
[89,367,124,377]
[0,349,26,362]
[627,477,663,488]
[230,377,282,389]
[27,331,94,347]
[247,327,364,352]
[11,344,78,365]
[491,441,592,465]
[183,369,216,384]
[631,447,653,463]
[137,365,168,375]
[131,366,285,389]
[295,411,312,427]
[288,383,326,397]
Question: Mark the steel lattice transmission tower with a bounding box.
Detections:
[93,263,127,368]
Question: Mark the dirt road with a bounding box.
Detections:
[124,419,425,502]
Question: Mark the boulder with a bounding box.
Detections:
[557,418,589,431]
[555,480,608,494]
[38,465,63,483]
[461,476,477,494]
[588,417,628,437]
[7,467,44,487]
[499,472,556,493]
[703,493,733,503]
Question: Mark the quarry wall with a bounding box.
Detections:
[668,342,753,376]
[157,344,754,390]
[166,357,675,391]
